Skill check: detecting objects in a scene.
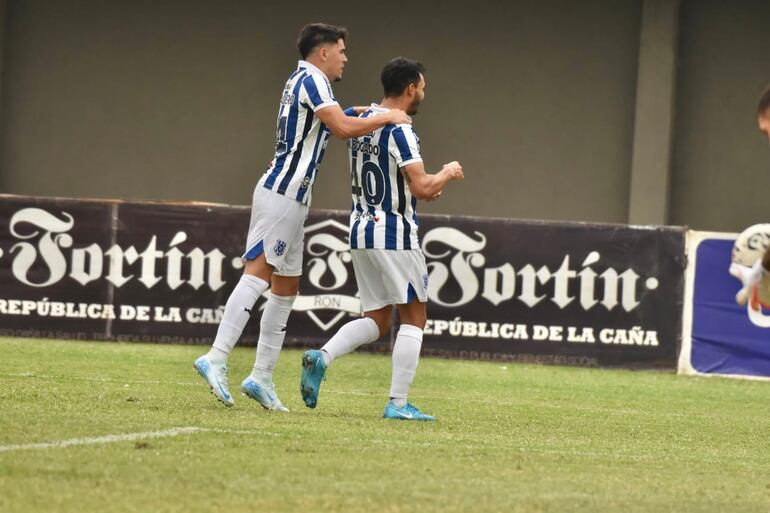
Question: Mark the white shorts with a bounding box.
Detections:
[351,249,429,312]
[242,185,308,277]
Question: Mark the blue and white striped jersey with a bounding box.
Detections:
[258,60,338,206]
[348,105,423,250]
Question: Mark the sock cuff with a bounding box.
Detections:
[398,324,423,341]
[267,292,296,307]
[208,347,229,363]
[361,317,381,340]
[241,274,269,292]
[256,341,282,351]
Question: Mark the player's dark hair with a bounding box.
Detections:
[297,23,347,59]
[759,85,770,117]
[381,57,425,98]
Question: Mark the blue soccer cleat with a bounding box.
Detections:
[193,354,234,407]
[300,350,327,408]
[240,376,289,412]
[383,401,436,421]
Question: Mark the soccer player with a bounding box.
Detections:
[730,85,770,303]
[193,24,412,411]
[299,57,464,421]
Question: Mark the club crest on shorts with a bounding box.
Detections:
[274,239,287,256]
[423,273,429,289]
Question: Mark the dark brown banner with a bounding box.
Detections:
[0,194,685,368]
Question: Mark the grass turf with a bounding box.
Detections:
[0,336,769,513]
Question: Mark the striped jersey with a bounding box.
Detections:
[258,60,338,206]
[348,105,423,250]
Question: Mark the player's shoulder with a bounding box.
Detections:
[303,69,333,89]
[391,122,415,132]
[391,123,419,140]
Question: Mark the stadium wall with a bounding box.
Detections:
[2,2,769,231]
[671,0,770,231]
[0,0,642,223]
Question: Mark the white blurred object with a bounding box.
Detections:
[730,224,770,307]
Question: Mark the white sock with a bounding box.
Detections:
[389,324,423,407]
[320,317,380,367]
[251,293,296,385]
[207,347,229,365]
[210,274,269,359]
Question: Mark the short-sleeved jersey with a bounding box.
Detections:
[258,60,338,206]
[348,105,423,250]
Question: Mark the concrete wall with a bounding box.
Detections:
[0,0,641,223]
[7,0,769,231]
[671,0,770,231]
[0,0,6,192]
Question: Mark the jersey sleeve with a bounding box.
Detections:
[302,73,339,112]
[390,125,422,167]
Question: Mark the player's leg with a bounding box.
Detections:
[211,255,272,359]
[193,187,276,406]
[382,300,433,421]
[300,306,389,409]
[252,275,299,384]
[382,251,435,421]
[322,307,391,366]
[240,274,297,412]
[193,256,272,407]
[300,249,390,408]
[241,198,307,412]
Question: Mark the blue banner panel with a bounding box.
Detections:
[691,239,770,377]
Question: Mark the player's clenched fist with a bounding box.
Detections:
[443,161,464,180]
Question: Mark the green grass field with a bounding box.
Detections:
[1,337,769,513]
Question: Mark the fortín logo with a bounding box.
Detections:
[273,240,286,257]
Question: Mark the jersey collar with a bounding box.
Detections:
[368,103,390,112]
[297,60,326,79]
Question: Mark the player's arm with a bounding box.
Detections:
[315,104,411,140]
[401,161,464,200]
[343,106,370,116]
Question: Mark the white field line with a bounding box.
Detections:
[0,427,206,453]
[1,371,199,387]
[0,427,268,454]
